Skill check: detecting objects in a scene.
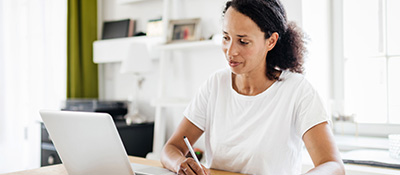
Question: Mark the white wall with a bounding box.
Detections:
[280,0,303,27]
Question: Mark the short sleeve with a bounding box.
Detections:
[295,81,330,137]
[183,76,212,131]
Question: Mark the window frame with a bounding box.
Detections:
[331,0,400,137]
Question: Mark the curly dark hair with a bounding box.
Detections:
[223,0,306,80]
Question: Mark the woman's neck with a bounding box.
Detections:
[232,71,277,96]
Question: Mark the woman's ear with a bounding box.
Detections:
[267,32,279,51]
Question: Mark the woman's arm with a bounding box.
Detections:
[303,122,345,175]
[161,117,208,175]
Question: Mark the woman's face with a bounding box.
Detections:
[222,7,271,76]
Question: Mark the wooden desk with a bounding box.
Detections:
[2,156,242,175]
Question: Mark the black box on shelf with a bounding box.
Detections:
[102,19,135,39]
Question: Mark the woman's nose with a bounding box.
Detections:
[224,42,238,57]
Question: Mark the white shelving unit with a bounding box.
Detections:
[149,39,221,159]
[95,0,224,160]
[93,37,221,159]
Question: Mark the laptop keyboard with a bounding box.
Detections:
[131,163,176,175]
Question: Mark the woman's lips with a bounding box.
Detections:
[229,60,241,67]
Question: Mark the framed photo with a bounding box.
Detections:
[167,18,201,43]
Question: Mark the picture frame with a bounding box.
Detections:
[167,18,201,43]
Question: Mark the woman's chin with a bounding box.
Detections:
[230,67,242,75]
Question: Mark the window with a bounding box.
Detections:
[0,0,66,172]
[342,0,400,124]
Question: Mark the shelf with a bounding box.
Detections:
[151,98,191,107]
[93,36,165,63]
[117,0,148,5]
[160,40,221,51]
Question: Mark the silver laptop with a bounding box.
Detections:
[39,110,175,175]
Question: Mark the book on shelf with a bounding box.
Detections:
[102,19,135,39]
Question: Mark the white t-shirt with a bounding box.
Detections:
[183,68,329,175]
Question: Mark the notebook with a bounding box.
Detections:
[39,110,174,175]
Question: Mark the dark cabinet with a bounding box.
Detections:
[40,123,62,166]
[115,121,154,158]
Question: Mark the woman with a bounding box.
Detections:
[161,0,345,174]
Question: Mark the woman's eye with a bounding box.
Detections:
[240,40,249,45]
[223,36,230,41]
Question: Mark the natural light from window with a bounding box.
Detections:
[343,0,400,124]
[0,0,66,173]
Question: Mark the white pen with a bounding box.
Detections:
[183,136,203,169]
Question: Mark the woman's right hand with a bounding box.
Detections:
[176,157,209,175]
[160,118,206,174]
